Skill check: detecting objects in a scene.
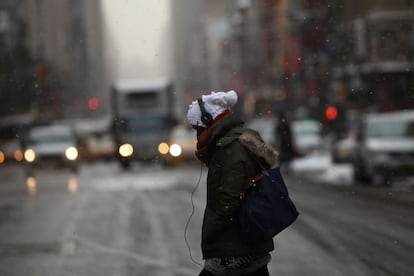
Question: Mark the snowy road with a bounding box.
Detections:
[0,161,413,275]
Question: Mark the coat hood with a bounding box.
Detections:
[238,130,279,168]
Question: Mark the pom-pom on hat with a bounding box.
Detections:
[187,90,238,127]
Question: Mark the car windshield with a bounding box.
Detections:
[30,134,73,144]
[119,115,168,133]
[366,120,414,138]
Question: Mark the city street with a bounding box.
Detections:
[1,1,414,275]
[0,161,413,276]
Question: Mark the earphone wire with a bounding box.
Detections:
[184,163,204,268]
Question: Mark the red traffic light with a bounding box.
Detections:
[325,106,338,120]
[88,97,99,110]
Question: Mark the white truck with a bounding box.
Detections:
[111,78,176,169]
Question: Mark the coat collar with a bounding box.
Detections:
[238,131,279,168]
[195,111,243,163]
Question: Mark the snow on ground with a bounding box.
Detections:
[291,151,353,186]
[291,150,414,190]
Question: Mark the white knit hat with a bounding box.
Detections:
[187,90,238,127]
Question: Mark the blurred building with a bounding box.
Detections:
[330,0,414,112]
[171,0,414,126]
[0,0,34,117]
[210,0,297,118]
[170,0,209,120]
[0,0,108,120]
[171,0,293,118]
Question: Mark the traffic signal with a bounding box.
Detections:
[325,106,338,121]
[88,97,99,110]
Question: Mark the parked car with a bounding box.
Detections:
[73,117,115,162]
[0,138,23,164]
[352,110,414,185]
[23,124,79,173]
[0,114,33,164]
[161,125,197,165]
[247,117,323,157]
[292,119,323,155]
[81,132,115,162]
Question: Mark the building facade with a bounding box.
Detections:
[170,0,414,127]
[0,0,108,119]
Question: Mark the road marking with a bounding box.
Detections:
[72,235,196,275]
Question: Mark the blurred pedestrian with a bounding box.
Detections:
[187,90,277,276]
[274,112,294,172]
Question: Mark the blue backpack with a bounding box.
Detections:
[238,166,299,244]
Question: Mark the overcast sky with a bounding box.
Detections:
[102,0,171,80]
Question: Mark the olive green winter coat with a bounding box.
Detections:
[197,113,277,259]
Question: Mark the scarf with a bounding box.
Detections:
[195,109,231,164]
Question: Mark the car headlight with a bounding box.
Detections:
[0,151,5,163]
[158,142,169,154]
[119,144,133,157]
[14,150,23,162]
[65,147,78,161]
[169,144,182,157]
[24,149,36,162]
